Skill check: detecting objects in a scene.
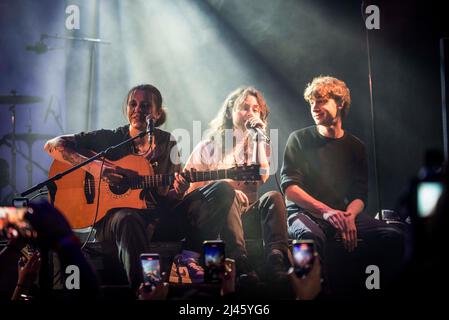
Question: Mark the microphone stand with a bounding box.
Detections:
[41,33,111,45]
[0,137,49,176]
[361,1,382,220]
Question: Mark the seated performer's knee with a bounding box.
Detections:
[109,210,143,232]
[215,180,235,195]
[259,191,287,226]
[262,191,285,208]
[210,180,235,204]
[302,231,325,249]
[378,224,406,249]
[288,226,325,253]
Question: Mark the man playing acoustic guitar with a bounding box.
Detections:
[44,84,246,293]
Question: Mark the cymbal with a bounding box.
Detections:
[1,133,54,145]
[0,95,44,105]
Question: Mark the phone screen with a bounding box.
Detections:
[417,181,443,218]
[140,254,162,288]
[292,240,315,278]
[0,206,27,220]
[0,207,30,239]
[203,240,225,283]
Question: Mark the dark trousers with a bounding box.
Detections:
[223,191,290,260]
[287,210,405,290]
[95,181,235,290]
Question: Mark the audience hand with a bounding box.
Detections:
[138,282,169,300]
[17,251,41,288]
[221,258,236,296]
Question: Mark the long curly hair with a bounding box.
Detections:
[208,86,269,140]
[304,76,351,118]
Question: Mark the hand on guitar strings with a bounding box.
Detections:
[101,167,125,186]
[173,172,189,197]
[88,162,124,186]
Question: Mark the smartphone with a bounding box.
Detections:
[416,181,443,218]
[0,207,30,239]
[140,253,162,290]
[292,240,315,278]
[203,240,225,283]
[12,197,29,208]
[0,206,28,221]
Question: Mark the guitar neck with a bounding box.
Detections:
[140,169,235,188]
[126,166,259,190]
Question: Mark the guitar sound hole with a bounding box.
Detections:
[109,180,130,195]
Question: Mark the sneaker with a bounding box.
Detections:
[267,251,289,281]
[169,254,204,284]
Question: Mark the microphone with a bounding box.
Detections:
[146,114,154,135]
[245,121,270,143]
[146,114,155,146]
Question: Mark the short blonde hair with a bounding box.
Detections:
[304,76,351,118]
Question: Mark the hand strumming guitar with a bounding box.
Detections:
[87,161,139,186]
[173,172,190,199]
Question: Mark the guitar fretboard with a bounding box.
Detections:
[124,166,259,189]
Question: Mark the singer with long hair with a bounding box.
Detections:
[184,87,291,284]
[44,84,236,293]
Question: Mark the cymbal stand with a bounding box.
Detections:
[9,90,17,194]
[0,137,49,175]
[26,107,33,188]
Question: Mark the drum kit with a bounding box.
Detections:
[0,90,55,199]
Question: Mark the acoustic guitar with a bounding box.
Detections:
[47,154,260,229]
